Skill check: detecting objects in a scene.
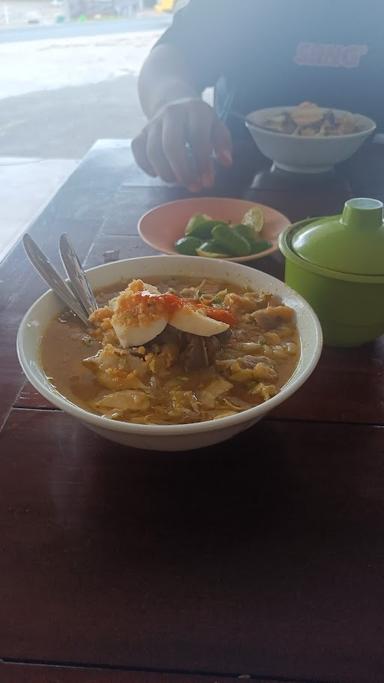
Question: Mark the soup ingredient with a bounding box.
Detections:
[170,306,230,336]
[199,376,233,408]
[92,279,236,349]
[109,280,168,347]
[83,343,147,391]
[41,277,299,425]
[175,236,202,255]
[96,389,150,412]
[211,224,252,256]
[261,102,361,137]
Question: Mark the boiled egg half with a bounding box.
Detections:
[110,281,168,348]
[170,307,229,337]
[109,279,230,347]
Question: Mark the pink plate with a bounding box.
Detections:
[138,196,291,263]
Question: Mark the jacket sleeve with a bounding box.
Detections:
[155,0,234,91]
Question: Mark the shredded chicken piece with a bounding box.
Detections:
[83,343,146,390]
[145,342,179,374]
[199,376,233,408]
[179,282,205,299]
[224,359,277,384]
[264,331,281,345]
[168,390,200,418]
[241,355,275,369]
[223,396,252,411]
[95,389,150,412]
[253,362,278,381]
[252,305,295,330]
[216,355,274,370]
[224,292,258,314]
[224,291,281,315]
[250,383,278,401]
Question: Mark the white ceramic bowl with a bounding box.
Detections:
[246,107,376,174]
[17,256,322,451]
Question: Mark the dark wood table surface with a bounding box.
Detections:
[1,139,384,683]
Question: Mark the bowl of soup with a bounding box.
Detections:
[17,256,322,451]
[246,103,376,174]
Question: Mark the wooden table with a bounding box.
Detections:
[1,139,384,683]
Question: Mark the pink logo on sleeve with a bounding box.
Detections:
[294,42,368,68]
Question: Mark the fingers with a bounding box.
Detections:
[131,131,156,177]
[132,123,178,184]
[133,100,233,190]
[187,105,214,188]
[146,121,176,183]
[162,108,200,190]
[212,119,233,167]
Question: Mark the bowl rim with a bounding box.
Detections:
[137,196,291,263]
[245,106,377,141]
[17,255,323,437]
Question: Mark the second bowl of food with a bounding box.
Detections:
[17,256,322,451]
[246,103,376,174]
[138,197,290,262]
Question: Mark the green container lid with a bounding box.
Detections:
[291,198,384,275]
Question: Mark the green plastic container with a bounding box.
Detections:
[279,198,384,347]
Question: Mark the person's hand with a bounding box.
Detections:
[132,98,232,192]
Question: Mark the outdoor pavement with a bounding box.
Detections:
[0,16,167,259]
[0,74,144,158]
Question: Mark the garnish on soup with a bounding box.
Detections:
[41,277,299,424]
[260,102,362,137]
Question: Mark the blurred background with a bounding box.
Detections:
[0,0,175,257]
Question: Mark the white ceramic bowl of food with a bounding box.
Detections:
[17,256,322,451]
[246,106,376,174]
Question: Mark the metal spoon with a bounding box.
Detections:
[59,233,98,316]
[23,234,92,326]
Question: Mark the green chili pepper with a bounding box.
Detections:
[174,236,202,255]
[233,223,259,246]
[233,224,272,254]
[211,223,252,256]
[196,239,229,258]
[249,239,273,254]
[185,214,219,239]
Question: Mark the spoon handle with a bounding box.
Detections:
[59,234,98,316]
[23,234,90,326]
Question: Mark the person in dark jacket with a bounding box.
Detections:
[133,0,383,191]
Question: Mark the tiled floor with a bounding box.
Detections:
[0,156,78,261]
